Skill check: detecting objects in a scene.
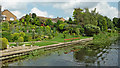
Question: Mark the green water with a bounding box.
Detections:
[3,39,119,66]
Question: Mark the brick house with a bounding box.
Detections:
[1,9,17,21]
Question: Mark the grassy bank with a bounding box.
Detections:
[93,31,118,46]
[9,34,90,46]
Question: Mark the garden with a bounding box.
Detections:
[0,8,119,50]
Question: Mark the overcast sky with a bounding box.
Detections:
[0,0,119,20]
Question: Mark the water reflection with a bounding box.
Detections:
[4,39,119,66]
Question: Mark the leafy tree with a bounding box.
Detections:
[2,31,12,42]
[11,33,19,42]
[18,37,24,45]
[63,31,69,38]
[45,26,51,35]
[58,23,69,32]
[102,18,108,31]
[32,13,37,19]
[104,16,113,29]
[75,28,80,36]
[46,19,53,26]
[0,38,9,50]
[25,14,31,25]
[73,8,84,25]
[19,32,25,37]
[2,21,9,31]
[113,17,120,28]
[84,24,100,36]
[97,15,108,31]
[67,17,73,24]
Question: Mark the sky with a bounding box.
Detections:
[0,0,120,20]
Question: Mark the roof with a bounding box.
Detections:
[2,9,17,18]
[20,14,65,23]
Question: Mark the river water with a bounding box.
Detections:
[5,38,119,66]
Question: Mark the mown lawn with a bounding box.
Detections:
[9,34,91,47]
[47,33,90,42]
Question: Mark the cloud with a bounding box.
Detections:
[64,17,70,20]
[53,1,118,19]
[30,7,54,18]
[53,2,99,16]
[30,7,48,17]
[0,1,27,10]
[11,11,25,19]
[90,2,118,19]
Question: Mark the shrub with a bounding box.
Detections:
[18,37,24,42]
[2,21,9,31]
[75,28,80,36]
[63,31,69,38]
[19,32,25,37]
[80,27,84,34]
[84,24,100,36]
[48,34,53,39]
[2,31,12,42]
[36,37,41,41]
[0,38,9,50]
[24,35,32,42]
[11,33,19,42]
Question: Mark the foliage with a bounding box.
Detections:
[75,28,80,36]
[63,31,69,38]
[0,38,9,50]
[2,31,12,42]
[2,21,9,31]
[84,24,100,36]
[18,37,24,42]
[93,32,118,46]
[46,19,53,26]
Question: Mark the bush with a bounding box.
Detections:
[48,34,53,39]
[24,35,32,42]
[84,24,100,36]
[63,31,69,38]
[18,37,24,42]
[0,38,9,50]
[2,31,12,42]
[36,37,41,41]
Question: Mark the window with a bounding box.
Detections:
[10,17,14,21]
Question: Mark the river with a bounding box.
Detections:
[4,38,120,67]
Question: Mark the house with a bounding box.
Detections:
[1,9,17,21]
[20,13,65,23]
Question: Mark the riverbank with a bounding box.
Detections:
[0,37,93,61]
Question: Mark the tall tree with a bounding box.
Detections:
[73,8,84,26]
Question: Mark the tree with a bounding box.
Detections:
[83,8,98,26]
[25,14,31,25]
[104,16,113,29]
[113,17,120,28]
[0,38,9,50]
[46,19,53,26]
[102,18,108,31]
[32,13,37,19]
[2,21,9,31]
[58,23,69,32]
[73,8,84,25]
[84,24,100,36]
[67,17,73,24]
[18,37,24,45]
[75,28,80,36]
